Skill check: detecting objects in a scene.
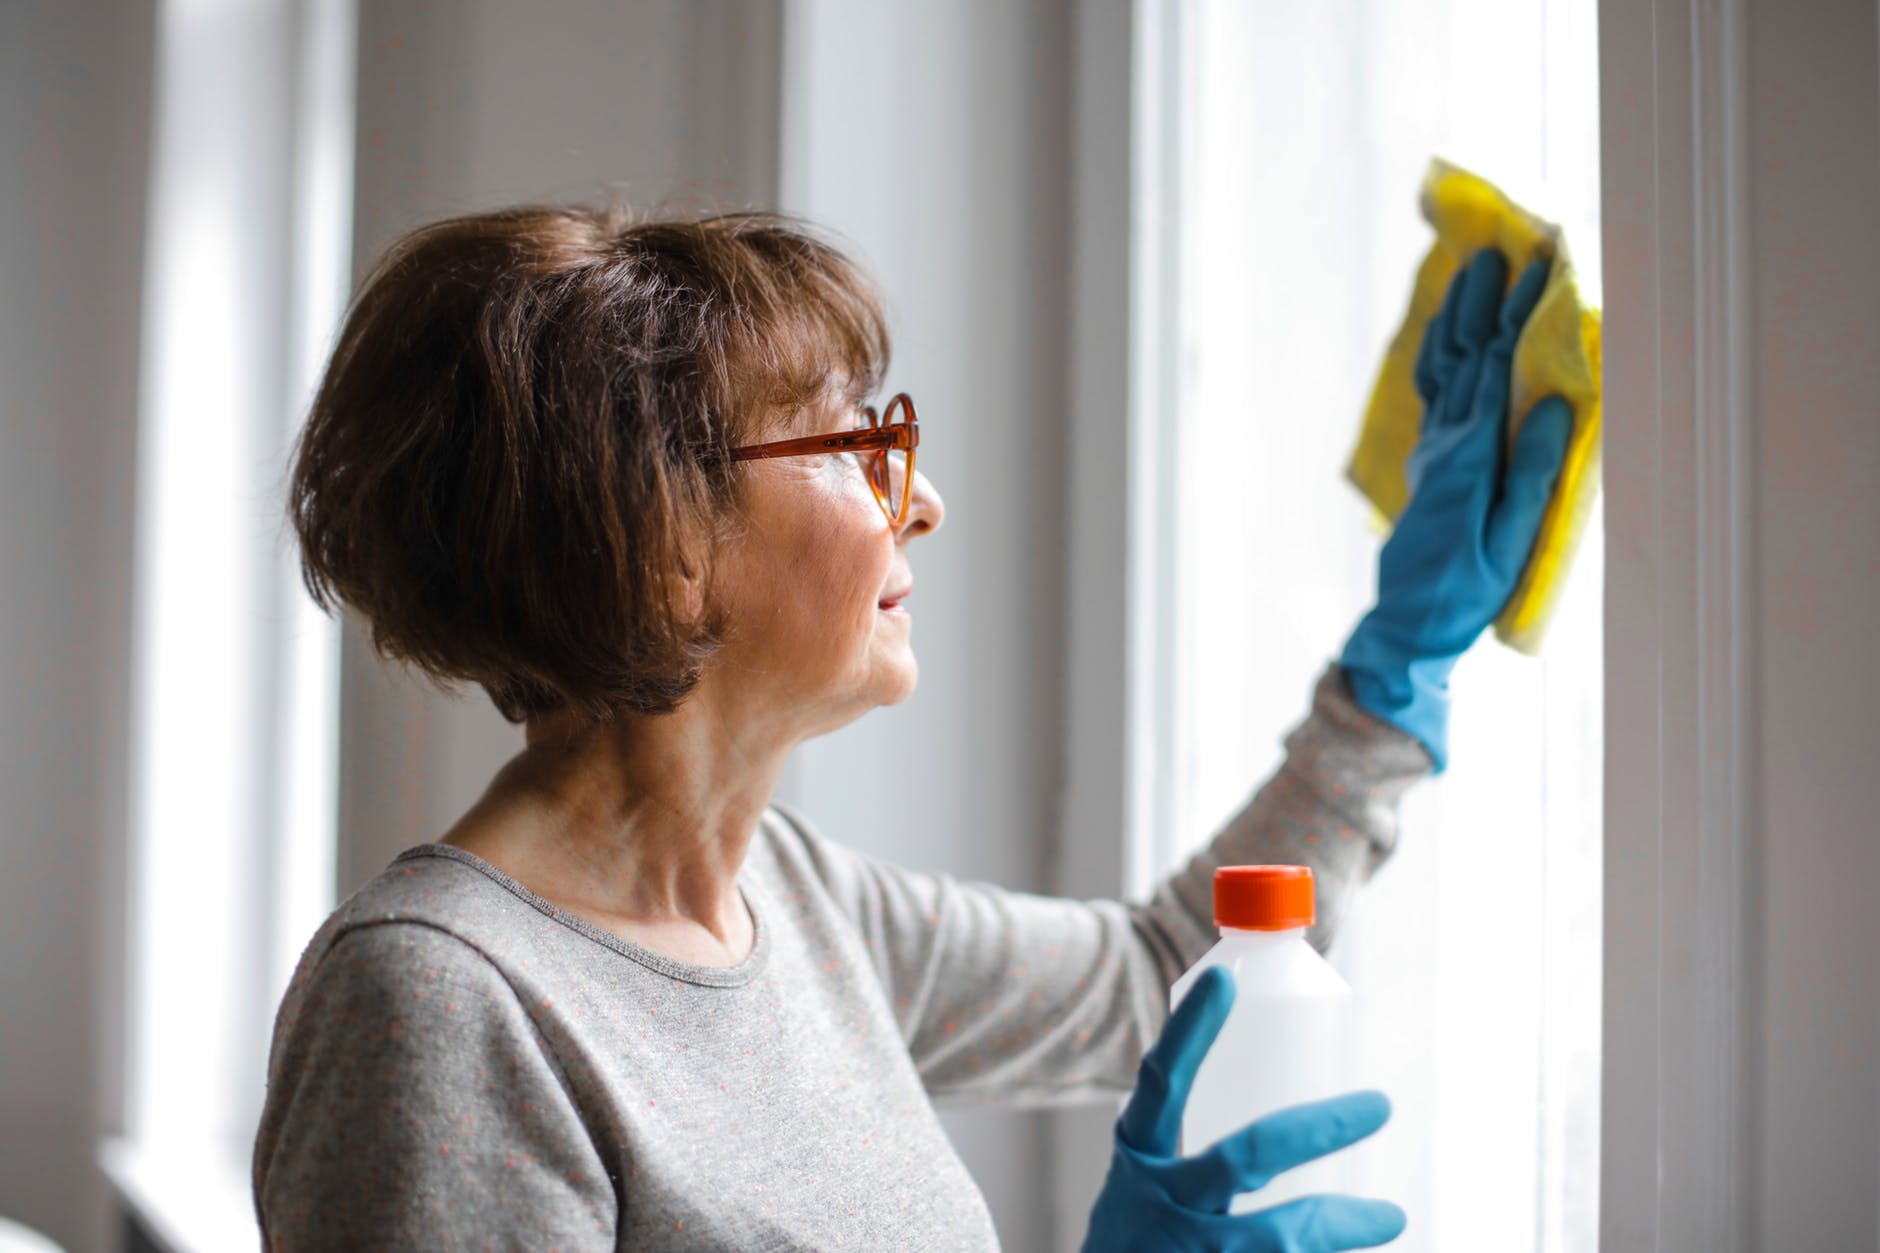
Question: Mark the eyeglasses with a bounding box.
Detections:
[727,393,920,527]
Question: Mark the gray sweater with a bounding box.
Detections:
[252,667,1428,1250]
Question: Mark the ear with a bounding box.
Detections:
[673,558,706,625]
[673,531,723,628]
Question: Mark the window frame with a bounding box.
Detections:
[101,0,355,1248]
[1595,0,1758,1246]
[1046,2,1177,1240]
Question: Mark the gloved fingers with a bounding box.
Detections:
[1451,332,1516,486]
[1432,249,1509,431]
[1453,248,1510,357]
[1466,256,1551,429]
[1162,1089,1393,1213]
[1116,966,1235,1157]
[1484,396,1574,580]
[1246,1195,1410,1253]
[1419,254,1551,495]
[1497,255,1553,341]
[1414,257,1468,413]
[1460,255,1551,440]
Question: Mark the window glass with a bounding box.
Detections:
[1156,2,1601,1247]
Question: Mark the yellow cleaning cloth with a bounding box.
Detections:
[1347,158,1603,655]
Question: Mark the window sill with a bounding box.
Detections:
[97,1138,258,1253]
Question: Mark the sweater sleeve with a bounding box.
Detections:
[777,664,1429,1109]
[252,921,617,1251]
[1131,663,1433,980]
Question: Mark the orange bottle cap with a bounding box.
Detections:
[1213,865,1316,930]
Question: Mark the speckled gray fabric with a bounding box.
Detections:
[252,665,1429,1250]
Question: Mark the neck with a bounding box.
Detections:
[446,676,798,946]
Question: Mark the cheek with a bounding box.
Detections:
[809,507,894,625]
[741,480,893,652]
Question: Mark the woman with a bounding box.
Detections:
[253,205,1567,1250]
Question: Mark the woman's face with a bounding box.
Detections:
[705,388,944,739]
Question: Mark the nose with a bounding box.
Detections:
[895,466,944,541]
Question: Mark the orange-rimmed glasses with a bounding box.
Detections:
[728,393,920,527]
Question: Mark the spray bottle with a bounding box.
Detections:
[1170,864,1357,1214]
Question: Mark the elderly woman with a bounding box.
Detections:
[253,207,1566,1250]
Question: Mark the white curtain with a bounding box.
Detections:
[1158,1,1602,1248]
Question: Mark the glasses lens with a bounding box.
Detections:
[861,395,914,525]
[869,449,894,509]
[883,448,910,522]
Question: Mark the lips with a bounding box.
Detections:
[878,579,913,610]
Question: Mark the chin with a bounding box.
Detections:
[875,657,919,707]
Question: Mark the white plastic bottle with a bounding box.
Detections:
[1170,865,1356,1215]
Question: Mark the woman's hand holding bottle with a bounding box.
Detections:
[1081,967,1406,1252]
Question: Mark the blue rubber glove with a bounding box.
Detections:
[1339,248,1575,771]
[1081,967,1406,1252]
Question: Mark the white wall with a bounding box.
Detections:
[0,4,154,1251]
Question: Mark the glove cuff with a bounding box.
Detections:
[1337,632,1455,772]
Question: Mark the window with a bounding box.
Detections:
[101,2,353,1248]
[1142,1,1602,1247]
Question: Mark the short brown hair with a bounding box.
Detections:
[289,204,890,723]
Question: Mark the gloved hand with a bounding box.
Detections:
[1339,247,1575,771]
[1081,967,1405,1253]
